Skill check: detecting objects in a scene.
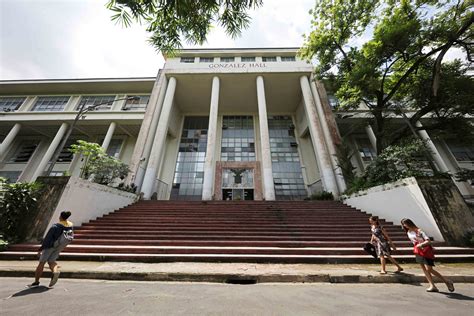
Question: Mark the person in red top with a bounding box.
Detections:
[401,218,454,293]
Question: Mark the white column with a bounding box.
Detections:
[141,77,177,199]
[256,76,276,200]
[365,125,377,152]
[300,76,339,195]
[0,123,22,159]
[416,121,449,172]
[310,81,346,192]
[31,122,69,181]
[135,77,169,190]
[101,122,116,151]
[202,76,220,200]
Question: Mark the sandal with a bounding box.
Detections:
[446,281,455,292]
[426,287,439,292]
[379,271,387,275]
[395,268,404,273]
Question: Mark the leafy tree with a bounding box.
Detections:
[106,0,263,54]
[300,0,473,154]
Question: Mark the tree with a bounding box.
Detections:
[106,0,263,54]
[300,0,473,154]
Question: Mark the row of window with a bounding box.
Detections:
[0,95,150,112]
[180,56,296,63]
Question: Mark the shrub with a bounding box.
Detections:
[0,181,43,243]
[309,191,334,200]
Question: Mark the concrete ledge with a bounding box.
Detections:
[1,261,474,284]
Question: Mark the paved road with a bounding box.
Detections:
[0,278,473,316]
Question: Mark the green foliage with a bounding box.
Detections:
[309,191,334,200]
[0,182,43,243]
[0,238,7,251]
[106,0,262,54]
[301,0,473,153]
[344,139,434,194]
[455,168,474,183]
[70,140,130,187]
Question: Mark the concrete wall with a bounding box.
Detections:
[45,177,137,232]
[342,177,444,241]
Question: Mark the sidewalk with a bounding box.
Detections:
[1,261,474,283]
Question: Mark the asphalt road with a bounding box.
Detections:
[0,278,473,316]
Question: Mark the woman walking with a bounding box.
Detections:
[369,216,403,274]
[401,218,455,292]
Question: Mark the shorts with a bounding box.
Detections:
[415,254,435,266]
[39,247,61,263]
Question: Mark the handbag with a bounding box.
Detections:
[413,243,435,259]
[363,243,377,258]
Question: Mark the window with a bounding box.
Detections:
[0,171,22,183]
[180,57,195,63]
[241,57,255,62]
[447,143,474,161]
[123,95,150,111]
[32,96,70,112]
[0,97,25,112]
[355,138,376,161]
[56,140,75,162]
[268,116,306,200]
[281,56,296,62]
[199,57,214,63]
[220,57,234,63]
[327,95,339,109]
[171,117,209,200]
[221,116,255,162]
[77,95,116,111]
[262,56,277,62]
[98,139,123,158]
[9,141,39,163]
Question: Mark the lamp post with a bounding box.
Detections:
[44,96,139,176]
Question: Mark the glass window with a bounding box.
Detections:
[32,96,70,112]
[355,138,376,161]
[56,140,76,162]
[220,57,235,63]
[199,57,214,63]
[9,141,39,163]
[0,171,22,183]
[171,117,209,200]
[221,116,255,162]
[241,57,255,62]
[123,95,150,111]
[281,56,296,62]
[0,97,25,112]
[269,116,306,200]
[77,95,116,111]
[97,139,123,158]
[180,57,195,63]
[447,143,474,161]
[262,56,277,62]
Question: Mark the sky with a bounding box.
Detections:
[0,0,465,81]
[0,0,314,80]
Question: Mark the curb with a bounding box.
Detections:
[1,270,474,284]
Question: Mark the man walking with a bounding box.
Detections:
[28,211,74,288]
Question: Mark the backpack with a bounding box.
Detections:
[53,228,74,249]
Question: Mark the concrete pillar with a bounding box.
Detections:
[0,123,22,159]
[31,122,69,181]
[135,77,169,190]
[310,81,346,192]
[101,122,116,151]
[256,76,276,200]
[300,76,339,195]
[416,121,449,173]
[202,76,220,200]
[141,77,177,199]
[365,125,377,152]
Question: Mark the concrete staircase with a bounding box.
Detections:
[2,201,474,263]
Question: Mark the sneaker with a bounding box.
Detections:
[49,271,60,287]
[27,281,40,288]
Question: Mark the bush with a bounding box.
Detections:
[309,191,334,200]
[70,140,130,187]
[0,181,43,243]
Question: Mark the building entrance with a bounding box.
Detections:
[222,168,254,200]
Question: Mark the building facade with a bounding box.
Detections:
[1,48,472,200]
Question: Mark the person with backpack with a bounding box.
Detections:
[28,211,74,288]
